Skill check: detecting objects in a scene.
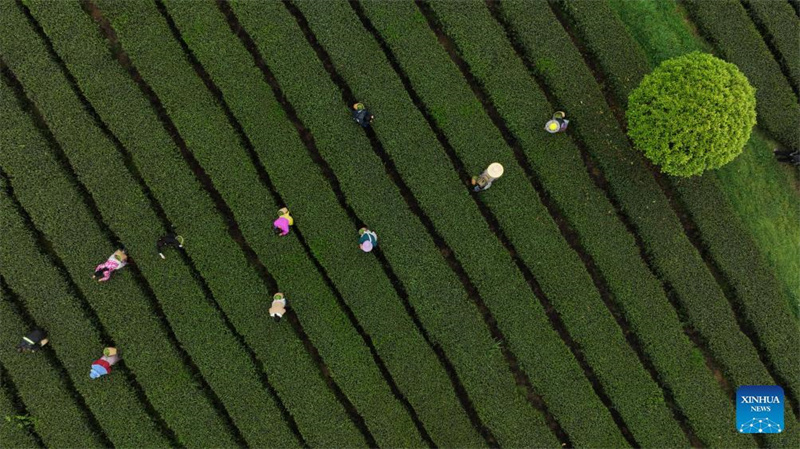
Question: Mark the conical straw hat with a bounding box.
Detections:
[487,163,504,178]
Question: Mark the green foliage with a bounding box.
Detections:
[683,0,800,150]
[362,1,683,447]
[607,0,707,66]
[585,0,800,418]
[0,385,39,449]
[0,295,105,448]
[715,135,800,314]
[3,2,292,446]
[626,52,756,177]
[495,1,800,446]
[4,414,37,432]
[2,0,798,446]
[162,1,481,446]
[742,0,800,106]
[0,125,169,447]
[231,1,559,446]
[436,1,746,446]
[30,0,383,445]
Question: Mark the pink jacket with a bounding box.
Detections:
[95,259,122,282]
[273,217,291,236]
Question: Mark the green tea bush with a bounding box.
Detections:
[627,52,756,176]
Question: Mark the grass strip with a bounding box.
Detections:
[608,0,800,315]
[547,0,800,417]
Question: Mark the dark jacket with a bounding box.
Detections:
[353,109,373,128]
[157,234,181,252]
[17,329,46,352]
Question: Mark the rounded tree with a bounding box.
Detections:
[626,52,756,177]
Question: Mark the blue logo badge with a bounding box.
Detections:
[737,385,784,434]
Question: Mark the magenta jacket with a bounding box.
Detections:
[273,217,291,236]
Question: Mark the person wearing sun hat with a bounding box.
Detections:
[358,227,378,253]
[269,293,288,323]
[544,111,569,134]
[89,347,120,379]
[471,163,504,192]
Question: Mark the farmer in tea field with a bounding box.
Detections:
[270,293,287,323]
[358,227,378,253]
[352,102,374,128]
[544,111,569,134]
[156,233,184,259]
[773,148,800,166]
[16,329,49,353]
[93,249,128,282]
[273,207,294,236]
[89,347,120,379]
[471,163,504,192]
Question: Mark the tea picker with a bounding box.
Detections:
[93,249,128,282]
[774,148,800,166]
[273,207,294,236]
[89,347,120,379]
[270,293,287,323]
[358,227,378,253]
[544,111,569,134]
[352,102,374,128]
[16,329,49,353]
[156,233,184,259]
[471,163,504,192]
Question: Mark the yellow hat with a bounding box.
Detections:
[548,121,559,131]
[104,347,117,357]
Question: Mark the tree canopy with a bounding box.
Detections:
[627,52,756,177]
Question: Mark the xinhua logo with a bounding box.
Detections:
[736,385,784,434]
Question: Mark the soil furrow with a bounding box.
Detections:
[0,276,114,448]
[217,1,498,446]
[155,2,430,445]
[281,1,571,446]
[0,162,181,448]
